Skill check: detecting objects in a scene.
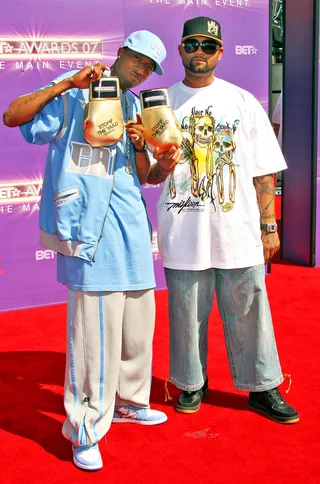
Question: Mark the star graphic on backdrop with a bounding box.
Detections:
[4,43,14,54]
[12,188,21,197]
[251,47,258,55]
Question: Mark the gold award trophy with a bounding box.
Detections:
[140,88,182,153]
[83,75,124,148]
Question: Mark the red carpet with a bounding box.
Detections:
[1,260,320,483]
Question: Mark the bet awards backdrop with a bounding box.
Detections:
[0,0,270,311]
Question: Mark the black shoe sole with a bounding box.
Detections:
[176,388,209,414]
[248,402,300,424]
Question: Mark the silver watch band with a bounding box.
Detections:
[260,223,278,233]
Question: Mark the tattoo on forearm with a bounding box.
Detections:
[261,212,275,221]
[263,198,274,211]
[255,178,275,196]
[254,174,275,216]
[39,90,57,110]
[17,88,56,112]
[147,163,170,185]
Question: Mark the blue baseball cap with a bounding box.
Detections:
[123,30,166,75]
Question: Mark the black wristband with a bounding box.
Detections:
[133,144,147,153]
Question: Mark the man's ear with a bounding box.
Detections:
[117,47,125,57]
[218,47,224,61]
[178,44,183,57]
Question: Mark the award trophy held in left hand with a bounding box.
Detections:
[140,88,182,153]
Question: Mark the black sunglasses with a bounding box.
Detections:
[182,38,220,55]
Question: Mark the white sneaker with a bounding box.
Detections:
[72,443,103,471]
[112,405,167,425]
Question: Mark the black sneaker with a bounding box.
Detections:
[248,388,299,424]
[176,378,209,414]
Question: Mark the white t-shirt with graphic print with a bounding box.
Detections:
[156,78,287,270]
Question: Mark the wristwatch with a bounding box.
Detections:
[260,223,278,233]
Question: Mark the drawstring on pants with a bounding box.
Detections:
[283,373,292,394]
[164,378,172,402]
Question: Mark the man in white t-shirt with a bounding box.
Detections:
[147,16,299,424]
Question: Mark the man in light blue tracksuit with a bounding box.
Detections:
[3,30,181,471]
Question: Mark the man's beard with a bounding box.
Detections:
[185,59,214,74]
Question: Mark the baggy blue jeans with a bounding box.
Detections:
[165,264,284,392]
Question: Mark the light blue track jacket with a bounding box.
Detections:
[19,71,155,291]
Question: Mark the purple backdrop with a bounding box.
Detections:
[0,0,270,312]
